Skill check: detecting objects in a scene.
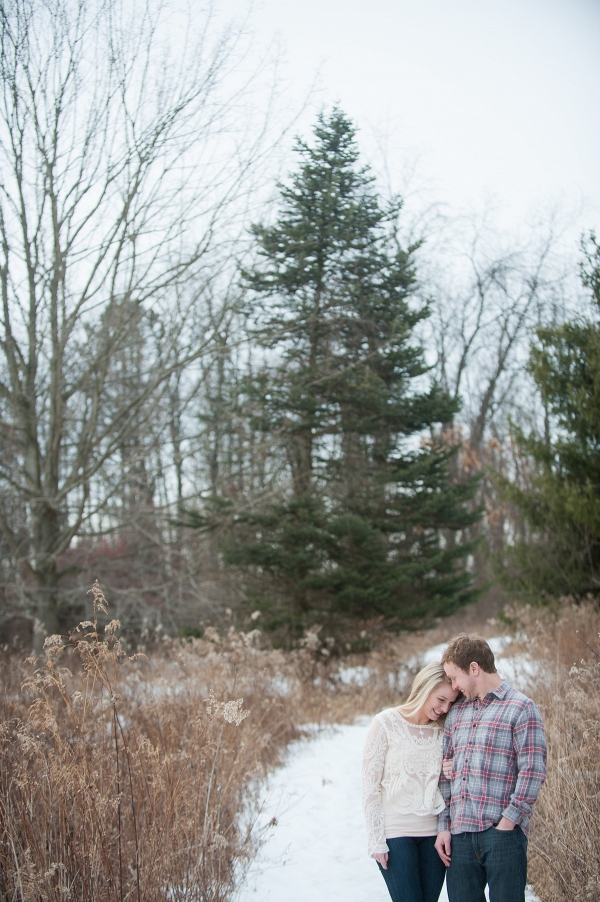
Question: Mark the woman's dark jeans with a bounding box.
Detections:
[446,826,528,902]
[377,835,446,902]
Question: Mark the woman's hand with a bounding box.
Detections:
[442,757,453,779]
[372,852,388,870]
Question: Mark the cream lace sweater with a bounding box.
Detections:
[362,708,445,855]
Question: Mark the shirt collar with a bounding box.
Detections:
[483,678,511,701]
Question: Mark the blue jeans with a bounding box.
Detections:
[377,835,446,902]
[446,826,528,902]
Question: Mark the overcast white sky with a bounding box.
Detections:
[217,0,600,235]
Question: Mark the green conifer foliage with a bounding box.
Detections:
[501,234,600,598]
[227,110,480,636]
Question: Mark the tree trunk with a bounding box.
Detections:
[32,565,60,652]
[288,428,313,496]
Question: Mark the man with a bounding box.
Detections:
[434,634,547,902]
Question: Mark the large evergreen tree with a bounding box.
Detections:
[225,110,479,637]
[500,234,600,598]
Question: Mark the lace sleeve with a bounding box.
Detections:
[362,716,389,857]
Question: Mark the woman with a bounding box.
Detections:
[362,662,459,902]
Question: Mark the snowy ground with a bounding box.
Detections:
[236,660,541,902]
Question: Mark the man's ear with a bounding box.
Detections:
[469,662,480,677]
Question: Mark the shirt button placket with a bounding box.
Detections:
[463,702,479,796]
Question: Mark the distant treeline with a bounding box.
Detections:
[0,0,597,648]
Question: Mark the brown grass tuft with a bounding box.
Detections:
[503,599,600,902]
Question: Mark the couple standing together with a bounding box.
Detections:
[363,634,547,902]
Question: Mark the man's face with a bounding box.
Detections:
[444,661,478,701]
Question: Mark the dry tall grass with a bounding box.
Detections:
[5,583,595,902]
[0,585,421,902]
[288,626,416,724]
[0,583,302,902]
[501,600,600,902]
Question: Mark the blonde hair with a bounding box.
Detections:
[398,662,453,721]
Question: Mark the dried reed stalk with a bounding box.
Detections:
[503,600,600,902]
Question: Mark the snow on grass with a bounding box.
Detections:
[337,636,528,692]
[336,664,372,687]
[419,636,513,667]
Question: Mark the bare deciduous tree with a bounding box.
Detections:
[0,0,278,641]
[420,212,573,566]
[426,218,566,446]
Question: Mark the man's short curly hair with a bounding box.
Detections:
[441,633,497,674]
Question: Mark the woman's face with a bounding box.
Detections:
[422,682,459,722]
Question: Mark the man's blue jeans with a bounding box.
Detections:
[377,835,446,902]
[446,826,528,902]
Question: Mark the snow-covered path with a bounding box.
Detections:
[236,718,540,902]
[237,719,391,902]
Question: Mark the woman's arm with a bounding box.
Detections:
[362,717,390,861]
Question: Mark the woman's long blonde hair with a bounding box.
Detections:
[398,661,453,721]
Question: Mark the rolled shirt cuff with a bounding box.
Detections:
[437,812,451,833]
[502,804,522,825]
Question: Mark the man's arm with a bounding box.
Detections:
[502,700,547,827]
[435,716,454,863]
[437,718,454,833]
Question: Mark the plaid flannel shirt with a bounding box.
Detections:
[438,679,547,838]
